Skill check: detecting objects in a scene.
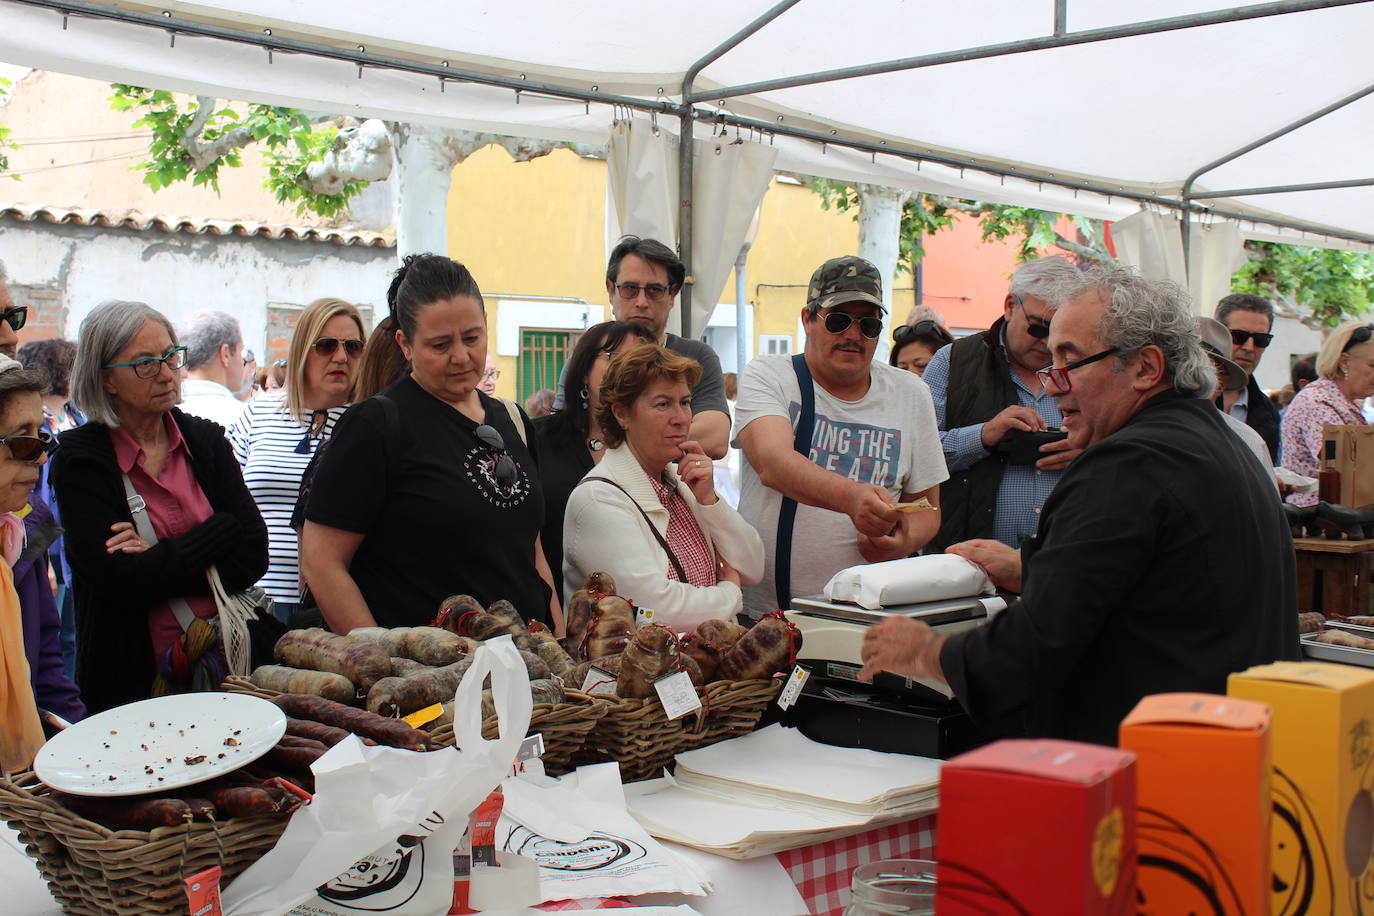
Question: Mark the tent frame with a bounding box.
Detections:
[11,0,1374,333]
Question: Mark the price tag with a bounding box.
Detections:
[515,733,544,764]
[636,606,656,626]
[581,666,619,697]
[654,670,702,720]
[184,865,223,916]
[404,703,445,728]
[777,665,810,711]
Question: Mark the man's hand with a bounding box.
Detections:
[980,405,1046,449]
[946,538,1023,592]
[847,484,901,538]
[858,529,908,564]
[859,617,947,683]
[1034,436,1083,471]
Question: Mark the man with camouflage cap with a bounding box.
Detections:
[734,255,948,617]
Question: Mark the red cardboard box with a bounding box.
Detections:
[1119,693,1271,916]
[936,739,1136,916]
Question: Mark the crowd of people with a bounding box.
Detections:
[0,235,1316,765]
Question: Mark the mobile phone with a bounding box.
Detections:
[1002,428,1067,465]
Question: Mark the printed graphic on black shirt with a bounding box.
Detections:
[463,445,533,508]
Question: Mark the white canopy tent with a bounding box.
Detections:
[4,0,1373,331]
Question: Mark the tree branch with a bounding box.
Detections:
[1051,231,1115,266]
[180,97,257,171]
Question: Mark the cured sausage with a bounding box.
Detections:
[616,624,680,699]
[583,595,635,661]
[679,634,721,682]
[718,613,802,680]
[271,694,430,750]
[274,629,391,690]
[696,619,747,651]
[249,665,356,703]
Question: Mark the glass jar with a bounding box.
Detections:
[843,858,938,916]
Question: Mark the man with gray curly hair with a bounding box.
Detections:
[178,310,246,429]
[861,266,1297,745]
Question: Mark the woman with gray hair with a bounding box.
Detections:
[50,300,267,713]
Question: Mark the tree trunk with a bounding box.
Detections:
[388,123,466,260]
[856,183,911,349]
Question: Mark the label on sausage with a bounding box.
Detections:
[777,665,810,710]
[636,606,657,626]
[403,703,445,728]
[184,865,223,916]
[581,667,619,697]
[654,670,702,720]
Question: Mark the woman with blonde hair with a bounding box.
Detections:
[1280,320,1374,506]
[229,298,365,619]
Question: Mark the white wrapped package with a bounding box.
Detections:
[823,554,994,610]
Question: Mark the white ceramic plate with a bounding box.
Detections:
[34,693,287,797]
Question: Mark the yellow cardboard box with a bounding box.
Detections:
[1229,661,1374,916]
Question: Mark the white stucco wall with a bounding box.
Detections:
[0,219,395,353]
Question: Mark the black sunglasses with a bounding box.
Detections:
[313,337,364,358]
[822,310,884,340]
[1344,325,1374,352]
[1230,329,1274,348]
[1,307,27,332]
[0,430,53,462]
[893,320,941,343]
[474,424,517,488]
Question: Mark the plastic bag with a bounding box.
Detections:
[222,637,533,916]
[823,554,994,610]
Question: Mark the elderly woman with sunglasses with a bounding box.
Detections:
[49,301,268,713]
[563,344,764,631]
[890,318,955,377]
[301,255,560,633]
[1280,320,1374,506]
[228,298,365,621]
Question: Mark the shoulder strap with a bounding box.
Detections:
[774,354,816,610]
[497,396,528,445]
[577,475,689,583]
[120,471,197,632]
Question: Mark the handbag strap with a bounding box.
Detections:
[578,476,689,584]
[120,472,198,633]
[774,354,816,611]
[496,396,528,445]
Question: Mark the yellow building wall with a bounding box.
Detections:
[445,149,861,402]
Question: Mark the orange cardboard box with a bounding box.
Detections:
[1119,693,1271,916]
[1229,661,1374,916]
[936,739,1136,915]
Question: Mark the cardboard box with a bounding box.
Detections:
[1322,425,1374,509]
[1119,693,1271,916]
[936,739,1136,915]
[1229,661,1374,916]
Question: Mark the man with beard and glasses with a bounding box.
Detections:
[734,256,947,618]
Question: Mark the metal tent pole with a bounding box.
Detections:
[1189,177,1374,199]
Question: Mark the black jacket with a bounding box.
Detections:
[941,392,1298,746]
[927,317,1018,554]
[50,410,268,713]
[1242,374,1281,463]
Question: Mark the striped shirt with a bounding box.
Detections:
[228,392,346,602]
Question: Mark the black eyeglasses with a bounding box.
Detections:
[1231,329,1274,348]
[0,430,53,462]
[1036,347,1120,393]
[821,310,884,340]
[312,337,364,358]
[103,346,188,379]
[613,282,673,303]
[473,424,517,488]
[1012,297,1052,339]
[1,307,28,332]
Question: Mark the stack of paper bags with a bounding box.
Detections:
[623,725,941,859]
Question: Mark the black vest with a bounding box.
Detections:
[926,317,1019,554]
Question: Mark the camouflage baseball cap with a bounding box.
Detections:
[806,255,886,313]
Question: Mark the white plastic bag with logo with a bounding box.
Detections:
[222,637,532,916]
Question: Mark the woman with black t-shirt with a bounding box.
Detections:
[300,255,561,633]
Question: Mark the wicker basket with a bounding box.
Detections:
[0,770,288,916]
[427,690,607,777]
[576,677,782,782]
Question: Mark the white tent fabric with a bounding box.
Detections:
[1110,209,1248,313]
[4,0,1373,253]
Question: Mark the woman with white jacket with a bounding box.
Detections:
[562,344,763,631]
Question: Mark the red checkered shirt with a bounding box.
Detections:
[647,474,718,587]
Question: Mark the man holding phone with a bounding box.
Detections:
[923,256,1084,554]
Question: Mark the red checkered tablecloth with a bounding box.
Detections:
[775,814,938,916]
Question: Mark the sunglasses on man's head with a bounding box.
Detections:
[474,424,517,488]
[1,307,28,332]
[312,337,364,358]
[821,310,884,340]
[0,430,53,462]
[1230,329,1274,348]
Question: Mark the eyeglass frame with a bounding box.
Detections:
[0,430,53,463]
[1,307,28,332]
[1011,295,1052,340]
[311,337,364,358]
[1230,329,1274,348]
[102,346,189,379]
[893,320,941,342]
[613,282,675,303]
[473,424,517,488]
[1035,347,1121,393]
[817,308,884,340]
